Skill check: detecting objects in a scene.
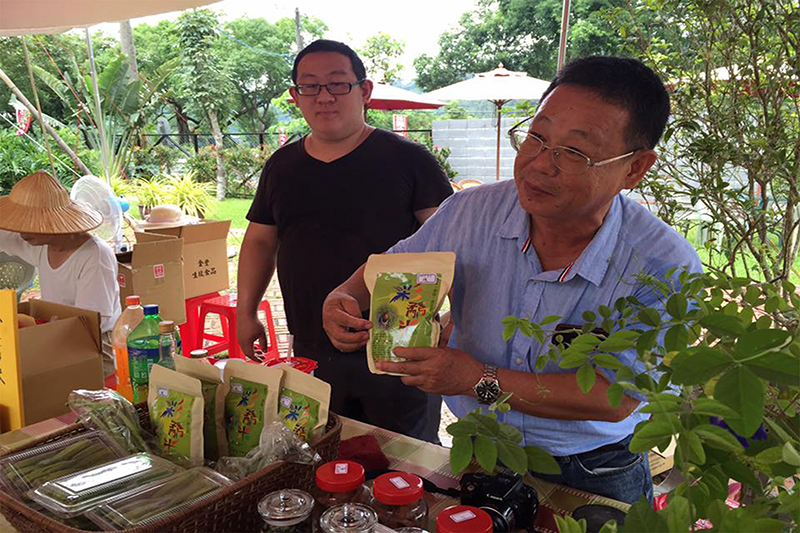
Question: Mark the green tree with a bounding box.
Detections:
[359,32,405,84]
[176,9,236,201]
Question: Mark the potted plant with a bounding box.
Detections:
[449,271,799,532]
[162,171,216,219]
[132,176,166,218]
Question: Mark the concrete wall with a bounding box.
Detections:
[433,117,519,184]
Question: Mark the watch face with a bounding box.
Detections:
[476,380,501,404]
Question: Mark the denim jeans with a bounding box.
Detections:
[534,434,654,505]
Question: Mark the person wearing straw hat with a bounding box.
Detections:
[0,171,122,345]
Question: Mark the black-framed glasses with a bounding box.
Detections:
[508,116,640,174]
[294,80,365,96]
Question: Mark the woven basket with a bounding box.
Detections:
[0,406,342,533]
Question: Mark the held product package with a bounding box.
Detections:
[175,356,229,460]
[0,431,127,499]
[27,453,182,518]
[224,360,283,457]
[364,252,456,376]
[85,467,231,530]
[147,364,204,466]
[276,365,331,442]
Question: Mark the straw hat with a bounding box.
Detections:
[0,171,102,234]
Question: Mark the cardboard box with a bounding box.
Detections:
[117,233,186,324]
[145,220,231,299]
[14,300,104,426]
[649,438,676,477]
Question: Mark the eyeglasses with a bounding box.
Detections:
[508,118,640,174]
[294,80,365,96]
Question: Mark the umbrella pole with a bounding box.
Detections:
[495,104,502,181]
[558,0,571,70]
[85,28,111,184]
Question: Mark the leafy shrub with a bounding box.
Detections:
[0,127,75,193]
[185,144,269,197]
[162,171,216,218]
[129,144,180,179]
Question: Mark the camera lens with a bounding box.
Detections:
[480,505,515,532]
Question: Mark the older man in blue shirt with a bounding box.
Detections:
[322,56,702,504]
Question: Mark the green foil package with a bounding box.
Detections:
[276,365,331,442]
[224,360,283,457]
[148,364,204,466]
[364,252,456,375]
[174,357,229,460]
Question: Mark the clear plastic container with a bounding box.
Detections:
[158,320,178,370]
[28,453,182,517]
[86,467,231,530]
[370,472,427,529]
[313,460,370,529]
[258,489,315,532]
[0,431,127,500]
[127,304,162,403]
[436,505,493,533]
[320,503,378,532]
[111,295,144,402]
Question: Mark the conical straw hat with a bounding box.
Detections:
[0,171,102,234]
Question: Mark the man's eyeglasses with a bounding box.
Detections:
[294,80,365,96]
[508,117,640,174]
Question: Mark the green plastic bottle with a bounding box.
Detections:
[127,304,162,403]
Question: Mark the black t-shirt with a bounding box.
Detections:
[247,128,453,352]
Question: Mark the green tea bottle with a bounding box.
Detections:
[127,304,161,403]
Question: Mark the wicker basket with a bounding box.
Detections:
[0,406,342,533]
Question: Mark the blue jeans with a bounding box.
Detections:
[534,435,654,505]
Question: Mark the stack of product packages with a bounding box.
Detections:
[0,342,333,530]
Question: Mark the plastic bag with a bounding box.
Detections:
[68,389,151,454]
[216,421,321,481]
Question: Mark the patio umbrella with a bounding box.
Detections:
[288,82,445,110]
[0,0,221,181]
[426,64,550,181]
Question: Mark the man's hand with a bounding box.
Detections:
[322,291,372,352]
[237,314,268,361]
[376,346,483,396]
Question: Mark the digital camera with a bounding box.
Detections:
[460,471,539,532]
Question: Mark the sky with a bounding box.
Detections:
[92,0,480,83]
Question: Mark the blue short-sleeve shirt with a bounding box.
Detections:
[388,180,702,455]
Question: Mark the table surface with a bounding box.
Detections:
[0,412,629,533]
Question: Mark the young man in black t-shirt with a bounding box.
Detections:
[238,39,452,442]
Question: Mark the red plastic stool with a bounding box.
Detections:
[196,294,279,360]
[179,292,220,354]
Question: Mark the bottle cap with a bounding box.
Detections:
[159,320,175,334]
[372,472,424,506]
[143,304,159,316]
[316,461,365,493]
[319,503,377,532]
[125,295,140,306]
[257,489,314,527]
[190,349,209,359]
[436,505,493,533]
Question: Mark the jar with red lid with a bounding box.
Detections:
[370,472,427,529]
[436,505,493,533]
[313,461,371,530]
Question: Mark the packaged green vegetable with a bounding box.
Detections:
[28,453,182,518]
[364,252,456,375]
[175,356,229,460]
[68,388,150,454]
[224,360,283,457]
[276,365,331,442]
[147,364,204,466]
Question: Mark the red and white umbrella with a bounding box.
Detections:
[288,81,444,111]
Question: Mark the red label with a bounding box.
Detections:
[153,264,165,279]
[117,274,126,288]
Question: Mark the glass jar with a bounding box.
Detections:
[258,489,315,532]
[313,461,371,529]
[396,528,431,533]
[370,472,427,529]
[436,505,493,533]
[319,503,378,532]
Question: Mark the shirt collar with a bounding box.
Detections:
[497,194,624,286]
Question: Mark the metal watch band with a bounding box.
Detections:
[474,364,501,404]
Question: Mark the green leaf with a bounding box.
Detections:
[665,293,688,319]
[692,398,739,419]
[449,435,473,474]
[502,316,520,341]
[637,308,662,327]
[446,420,477,437]
[670,347,732,385]
[733,330,792,360]
[465,412,500,437]
[721,460,762,491]
[559,350,589,369]
[598,520,619,533]
[755,519,789,533]
[746,351,800,385]
[664,325,688,352]
[665,495,690,533]
[694,424,745,452]
[700,313,745,337]
[620,499,668,532]
[576,363,597,393]
[598,331,638,352]
[714,366,765,437]
[755,446,784,464]
[684,431,706,465]
[607,383,624,408]
[764,296,783,313]
[525,445,561,475]
[582,310,597,323]
[630,418,677,453]
[782,442,800,467]
[593,353,626,370]
[540,315,562,326]
[599,305,613,318]
[496,439,528,475]
[636,329,659,354]
[498,423,523,443]
[473,435,498,473]
[555,515,586,533]
[573,333,602,348]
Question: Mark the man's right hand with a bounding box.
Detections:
[238,314,269,361]
[322,291,372,352]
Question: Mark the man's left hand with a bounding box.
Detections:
[375,346,483,396]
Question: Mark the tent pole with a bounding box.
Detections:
[85,28,111,184]
[558,0,571,70]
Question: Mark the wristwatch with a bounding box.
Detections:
[473,364,501,404]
